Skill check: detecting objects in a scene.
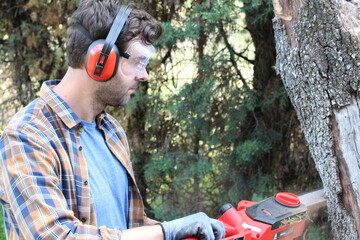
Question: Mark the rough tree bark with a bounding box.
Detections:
[272,0,360,238]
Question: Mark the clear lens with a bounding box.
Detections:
[119,41,155,77]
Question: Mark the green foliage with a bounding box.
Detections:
[235,139,261,163]
[156,21,199,47]
[260,87,287,110]
[137,0,321,221]
[240,0,274,24]
[306,222,332,239]
[249,175,277,201]
[196,0,241,24]
[0,0,77,126]
[144,153,177,187]
[144,150,216,219]
[0,206,4,239]
[168,78,215,136]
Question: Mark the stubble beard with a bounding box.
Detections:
[96,74,138,107]
[94,84,131,108]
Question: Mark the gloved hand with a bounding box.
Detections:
[159,212,225,240]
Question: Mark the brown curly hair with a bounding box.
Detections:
[66,0,163,68]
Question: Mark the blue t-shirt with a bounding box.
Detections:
[80,120,129,230]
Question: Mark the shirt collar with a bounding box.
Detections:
[95,111,108,126]
[39,79,82,129]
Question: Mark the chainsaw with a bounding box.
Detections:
[186,189,326,240]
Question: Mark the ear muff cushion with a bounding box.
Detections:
[86,39,120,81]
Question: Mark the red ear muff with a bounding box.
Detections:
[79,5,132,81]
[86,39,120,81]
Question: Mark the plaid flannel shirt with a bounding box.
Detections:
[0,80,156,239]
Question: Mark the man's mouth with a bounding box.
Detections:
[129,87,137,93]
[129,83,139,92]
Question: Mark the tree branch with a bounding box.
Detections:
[218,22,251,89]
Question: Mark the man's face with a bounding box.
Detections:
[95,39,155,107]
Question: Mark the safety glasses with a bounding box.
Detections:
[119,41,156,77]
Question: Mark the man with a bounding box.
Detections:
[0,0,225,240]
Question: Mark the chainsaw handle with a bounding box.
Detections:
[183,204,235,240]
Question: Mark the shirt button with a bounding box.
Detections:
[79,146,83,151]
[84,180,88,185]
[81,217,86,223]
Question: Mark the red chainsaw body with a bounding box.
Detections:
[187,192,308,240]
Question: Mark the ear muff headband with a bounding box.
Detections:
[100,5,131,63]
[86,5,132,81]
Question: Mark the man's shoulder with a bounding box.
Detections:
[3,97,58,137]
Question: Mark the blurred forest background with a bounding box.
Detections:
[0,0,330,238]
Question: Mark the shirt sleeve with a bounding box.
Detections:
[144,216,159,226]
[0,127,124,240]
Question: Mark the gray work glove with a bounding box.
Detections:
[159,212,225,240]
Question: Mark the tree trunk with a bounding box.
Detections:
[272,0,360,238]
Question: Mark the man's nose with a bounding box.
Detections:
[136,69,149,82]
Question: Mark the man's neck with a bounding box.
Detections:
[53,67,105,122]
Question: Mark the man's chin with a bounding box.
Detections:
[109,102,128,107]
[108,97,131,107]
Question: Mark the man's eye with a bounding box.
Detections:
[131,56,147,64]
